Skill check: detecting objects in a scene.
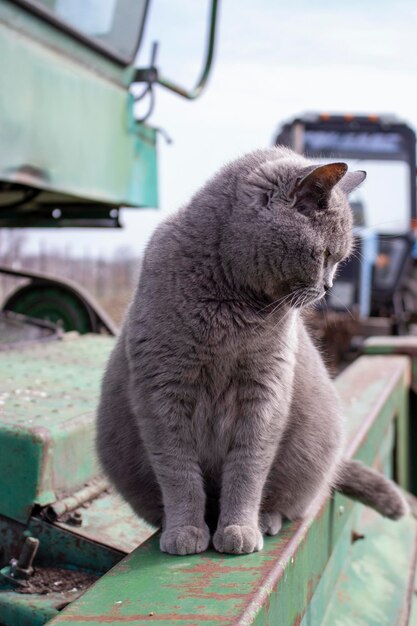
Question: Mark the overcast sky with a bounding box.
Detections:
[24,0,417,257]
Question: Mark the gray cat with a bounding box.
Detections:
[97,146,408,556]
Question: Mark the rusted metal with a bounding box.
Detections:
[319,506,417,626]
[44,478,109,522]
[11,537,40,579]
[363,336,417,497]
[364,336,417,390]
[0,335,115,522]
[49,355,413,626]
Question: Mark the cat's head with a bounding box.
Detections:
[222,148,366,308]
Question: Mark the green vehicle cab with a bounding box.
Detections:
[0,0,218,333]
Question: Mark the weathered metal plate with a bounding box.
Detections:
[49,356,411,625]
[363,337,417,497]
[0,334,115,521]
[55,491,156,554]
[320,507,417,626]
[0,590,62,626]
[0,514,122,575]
[408,556,417,625]
[364,336,417,392]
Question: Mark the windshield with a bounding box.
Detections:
[301,129,412,235]
[304,129,410,162]
[27,0,147,62]
[345,159,410,234]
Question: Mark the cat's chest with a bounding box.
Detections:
[191,345,295,462]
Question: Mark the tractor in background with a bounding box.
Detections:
[275,113,417,365]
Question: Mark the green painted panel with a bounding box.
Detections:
[302,439,397,626]
[0,514,122,574]
[0,335,115,521]
[0,591,58,626]
[409,558,417,626]
[0,2,158,209]
[321,509,417,626]
[49,355,410,625]
[54,491,156,554]
[0,1,134,85]
[48,506,337,626]
[301,508,354,626]
[0,426,54,522]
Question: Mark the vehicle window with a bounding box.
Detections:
[311,156,410,235]
[347,160,409,235]
[28,0,147,61]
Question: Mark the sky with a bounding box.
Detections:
[21,0,417,257]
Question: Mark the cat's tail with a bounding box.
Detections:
[334,459,409,520]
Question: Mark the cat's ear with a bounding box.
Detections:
[338,170,367,195]
[292,163,348,215]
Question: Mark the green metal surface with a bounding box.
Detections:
[0,514,122,575]
[364,335,417,496]
[320,508,417,626]
[363,335,417,393]
[0,591,59,626]
[49,355,411,625]
[0,335,115,521]
[409,555,417,625]
[0,1,158,216]
[54,490,156,554]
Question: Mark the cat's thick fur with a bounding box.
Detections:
[97,147,408,555]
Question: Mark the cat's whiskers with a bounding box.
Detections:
[257,291,295,315]
[327,290,355,320]
[256,291,301,331]
[268,288,306,334]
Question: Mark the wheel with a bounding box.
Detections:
[3,283,97,333]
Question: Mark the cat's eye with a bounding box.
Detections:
[324,249,331,259]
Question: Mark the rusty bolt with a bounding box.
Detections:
[351,531,365,543]
[10,537,39,579]
[67,511,83,526]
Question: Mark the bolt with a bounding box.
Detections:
[10,537,39,579]
[67,511,83,526]
[338,505,345,515]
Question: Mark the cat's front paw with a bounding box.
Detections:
[160,525,210,555]
[213,524,263,554]
[259,511,282,536]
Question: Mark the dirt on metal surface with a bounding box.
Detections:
[15,567,98,595]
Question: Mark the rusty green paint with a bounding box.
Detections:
[300,507,354,626]
[0,1,158,211]
[408,552,417,625]
[0,335,115,521]
[0,514,122,574]
[46,503,341,626]
[0,590,60,626]
[363,336,417,392]
[49,355,410,626]
[363,336,417,495]
[54,490,156,555]
[320,508,417,626]
[301,442,395,626]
